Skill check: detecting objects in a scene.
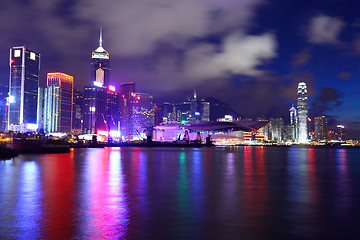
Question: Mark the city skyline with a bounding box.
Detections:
[0,0,360,137]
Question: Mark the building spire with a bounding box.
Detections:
[99,26,103,47]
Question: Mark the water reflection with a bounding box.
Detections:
[80,148,129,239]
[15,161,43,239]
[0,147,359,239]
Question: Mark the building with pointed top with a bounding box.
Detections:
[91,28,110,86]
[289,104,298,141]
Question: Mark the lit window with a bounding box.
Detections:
[30,52,36,60]
[14,49,21,57]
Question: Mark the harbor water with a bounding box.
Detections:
[1,146,360,239]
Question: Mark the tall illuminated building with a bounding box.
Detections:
[83,85,119,134]
[297,82,308,143]
[129,92,155,139]
[91,28,110,86]
[119,82,135,138]
[314,116,327,141]
[289,104,298,141]
[43,73,73,133]
[7,46,40,131]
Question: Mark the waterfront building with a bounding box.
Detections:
[190,89,198,122]
[129,92,155,139]
[297,82,308,143]
[91,28,110,86]
[289,104,298,141]
[335,125,345,141]
[266,118,284,142]
[7,46,40,132]
[119,82,135,138]
[72,89,83,132]
[36,87,44,129]
[314,116,327,141]
[201,101,210,122]
[83,85,107,134]
[43,73,73,133]
[83,84,119,135]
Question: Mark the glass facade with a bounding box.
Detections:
[43,73,73,133]
[297,82,308,143]
[8,46,40,131]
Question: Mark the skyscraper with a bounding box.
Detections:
[43,73,73,133]
[297,82,308,143]
[7,46,40,131]
[314,116,327,141]
[91,28,110,86]
[289,104,298,141]
[83,85,107,134]
[119,82,135,138]
[129,92,155,139]
[72,89,83,132]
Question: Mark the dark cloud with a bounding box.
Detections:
[337,71,352,80]
[311,87,343,116]
[290,48,311,67]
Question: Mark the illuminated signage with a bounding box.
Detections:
[337,125,345,129]
[93,81,103,87]
[108,85,116,92]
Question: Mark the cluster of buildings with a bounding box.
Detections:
[264,82,346,143]
[0,30,346,144]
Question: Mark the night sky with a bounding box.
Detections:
[1,0,360,137]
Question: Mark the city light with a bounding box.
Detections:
[8,96,14,103]
[108,85,116,92]
[90,107,96,112]
[109,130,121,138]
[93,81,103,87]
[337,125,345,129]
[26,123,38,130]
[97,130,108,136]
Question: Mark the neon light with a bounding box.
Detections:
[108,85,116,92]
[93,81,103,87]
[337,125,345,129]
[97,130,108,136]
[8,96,14,103]
[109,130,121,138]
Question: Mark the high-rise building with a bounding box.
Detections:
[268,118,284,142]
[314,116,327,141]
[335,125,345,141]
[91,28,110,87]
[43,73,73,133]
[7,46,40,132]
[83,85,107,134]
[190,89,198,123]
[83,84,119,134]
[201,101,210,122]
[289,104,298,141]
[297,82,308,143]
[129,92,155,139]
[119,82,135,138]
[72,89,83,131]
